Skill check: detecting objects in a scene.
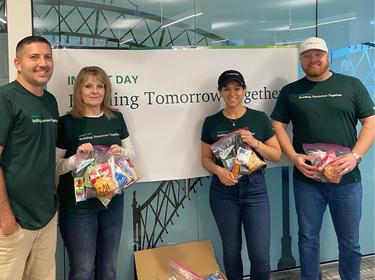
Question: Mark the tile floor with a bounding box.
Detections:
[243,255,374,279]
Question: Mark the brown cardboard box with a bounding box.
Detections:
[134,240,226,280]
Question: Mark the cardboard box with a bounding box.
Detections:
[134,240,226,280]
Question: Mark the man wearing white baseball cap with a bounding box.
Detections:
[298,37,328,54]
[271,37,375,279]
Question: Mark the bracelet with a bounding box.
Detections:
[351,151,362,164]
[255,140,260,150]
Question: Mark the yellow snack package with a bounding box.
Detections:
[236,146,265,173]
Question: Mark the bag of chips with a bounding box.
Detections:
[235,146,265,174]
[72,145,140,207]
[210,129,265,178]
[303,143,350,183]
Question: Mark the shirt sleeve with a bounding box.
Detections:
[353,78,375,119]
[118,112,130,139]
[55,147,77,176]
[261,112,275,141]
[121,136,135,160]
[56,116,68,149]
[0,94,12,146]
[200,117,212,144]
[270,86,292,124]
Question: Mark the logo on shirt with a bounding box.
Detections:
[298,93,343,99]
[78,132,120,141]
[31,114,58,124]
[217,130,230,138]
[216,130,255,139]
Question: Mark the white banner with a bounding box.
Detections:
[49,48,298,182]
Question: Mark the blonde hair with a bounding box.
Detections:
[69,66,117,118]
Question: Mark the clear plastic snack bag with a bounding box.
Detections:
[72,145,140,207]
[211,129,265,179]
[303,143,350,183]
[168,260,204,280]
[203,272,227,280]
[72,146,119,207]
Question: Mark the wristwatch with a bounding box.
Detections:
[351,152,362,164]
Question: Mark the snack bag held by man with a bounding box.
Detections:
[303,143,350,183]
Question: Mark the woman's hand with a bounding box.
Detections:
[108,144,123,158]
[201,142,237,187]
[240,128,282,162]
[76,143,94,159]
[240,129,259,149]
[216,167,238,186]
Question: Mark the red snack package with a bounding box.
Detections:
[87,160,117,196]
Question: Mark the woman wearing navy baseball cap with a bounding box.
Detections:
[201,70,281,280]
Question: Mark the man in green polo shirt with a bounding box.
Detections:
[0,36,59,280]
[271,37,374,280]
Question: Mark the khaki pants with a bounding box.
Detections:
[0,214,57,280]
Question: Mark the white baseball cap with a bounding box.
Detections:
[299,37,328,55]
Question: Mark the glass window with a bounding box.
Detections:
[32,0,374,49]
[0,0,8,85]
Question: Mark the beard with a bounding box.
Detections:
[302,61,329,77]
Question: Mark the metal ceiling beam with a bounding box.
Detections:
[33,0,225,48]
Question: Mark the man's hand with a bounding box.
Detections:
[292,153,321,180]
[0,212,19,236]
[330,152,358,176]
[0,147,20,236]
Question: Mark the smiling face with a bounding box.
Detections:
[14,42,53,95]
[300,49,330,80]
[81,74,105,113]
[219,80,246,109]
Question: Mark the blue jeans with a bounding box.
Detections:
[293,179,362,280]
[210,171,271,280]
[58,202,124,280]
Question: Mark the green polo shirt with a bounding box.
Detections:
[57,111,129,214]
[0,80,59,230]
[271,72,374,184]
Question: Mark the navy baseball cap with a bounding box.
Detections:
[218,70,246,88]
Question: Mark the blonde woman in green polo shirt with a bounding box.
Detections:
[55,66,135,280]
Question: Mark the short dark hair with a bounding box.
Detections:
[16,36,51,56]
